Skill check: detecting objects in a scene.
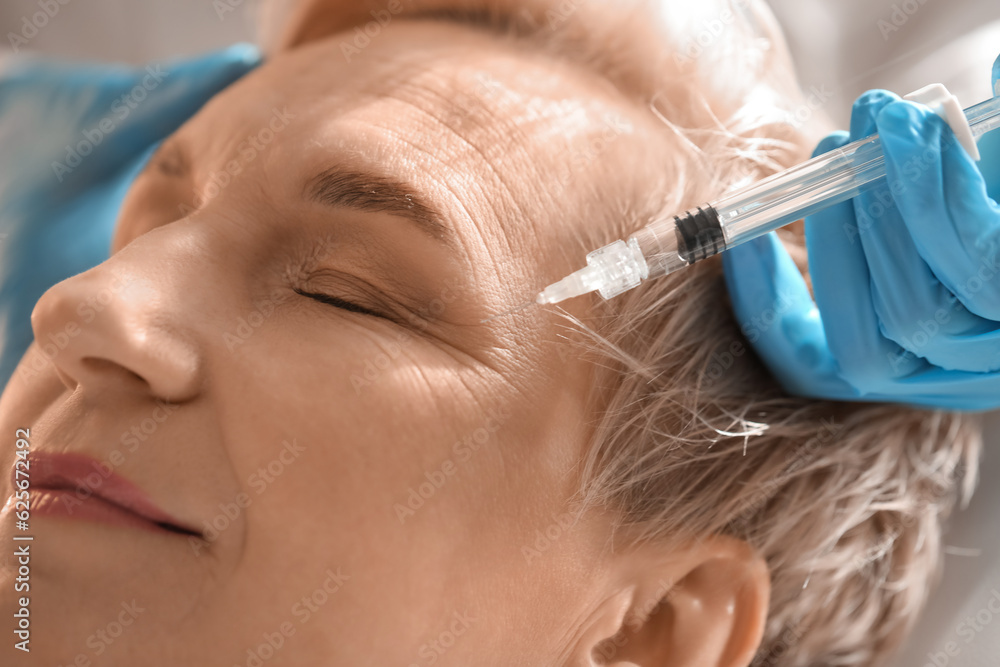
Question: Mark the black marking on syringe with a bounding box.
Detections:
[674,205,726,263]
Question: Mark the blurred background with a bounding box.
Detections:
[1,1,999,664]
[1,0,998,120]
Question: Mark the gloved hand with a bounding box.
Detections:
[0,44,261,391]
[722,54,1000,412]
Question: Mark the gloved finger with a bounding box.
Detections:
[848,94,1000,372]
[722,230,858,400]
[980,53,1000,200]
[805,129,925,394]
[993,51,1000,95]
[878,100,1000,323]
[866,364,1000,411]
[979,121,1000,202]
[722,129,899,402]
[709,225,1000,410]
[97,44,260,160]
[52,44,260,195]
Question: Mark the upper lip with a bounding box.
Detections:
[18,451,202,537]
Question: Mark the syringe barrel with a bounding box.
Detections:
[624,133,889,283]
[629,216,689,280]
[625,135,887,284]
[628,206,727,280]
[716,92,1000,246]
[717,135,885,246]
[565,94,1000,303]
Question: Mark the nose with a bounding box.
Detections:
[30,243,206,403]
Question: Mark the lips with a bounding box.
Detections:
[16,451,201,538]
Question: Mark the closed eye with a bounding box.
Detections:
[294,288,389,320]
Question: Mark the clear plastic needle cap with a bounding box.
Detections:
[537,238,649,305]
[537,265,603,304]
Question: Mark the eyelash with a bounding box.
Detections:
[294,288,388,320]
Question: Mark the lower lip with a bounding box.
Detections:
[30,488,186,536]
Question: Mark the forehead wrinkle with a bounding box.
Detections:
[334,45,642,297]
[345,118,483,265]
[372,80,574,274]
[417,93,608,297]
[386,81,534,200]
[348,115,513,302]
[368,93,530,277]
[330,35,639,267]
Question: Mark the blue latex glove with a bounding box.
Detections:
[722,55,1000,412]
[0,45,261,392]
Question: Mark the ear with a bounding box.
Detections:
[572,534,770,667]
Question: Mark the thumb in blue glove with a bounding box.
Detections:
[0,44,261,202]
[722,57,1000,412]
[994,52,1000,96]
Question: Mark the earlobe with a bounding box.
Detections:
[572,535,769,667]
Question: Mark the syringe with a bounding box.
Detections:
[537,84,1000,306]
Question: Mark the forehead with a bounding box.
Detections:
[183,20,651,304]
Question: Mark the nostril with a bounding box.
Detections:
[27,273,204,404]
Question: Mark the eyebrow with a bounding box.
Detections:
[304,167,456,248]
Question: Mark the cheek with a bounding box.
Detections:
[213,331,515,603]
[214,310,502,517]
[193,304,591,648]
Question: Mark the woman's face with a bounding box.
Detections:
[0,20,667,666]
